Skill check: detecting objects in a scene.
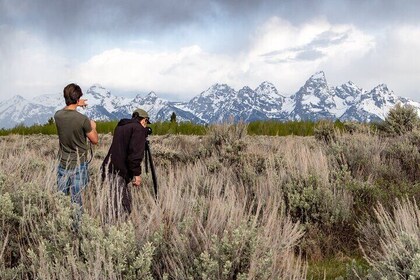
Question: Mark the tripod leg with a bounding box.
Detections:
[144,141,158,199]
[144,142,149,173]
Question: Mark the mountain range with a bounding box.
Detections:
[1,71,419,129]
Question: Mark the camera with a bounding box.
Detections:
[147,127,152,136]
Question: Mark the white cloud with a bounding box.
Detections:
[73,17,377,99]
[2,17,420,103]
[75,46,240,99]
[240,17,376,94]
[0,26,70,100]
[318,24,420,101]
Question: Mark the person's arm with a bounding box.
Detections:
[127,126,146,186]
[86,120,99,145]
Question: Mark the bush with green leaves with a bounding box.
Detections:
[206,121,248,156]
[283,174,352,226]
[383,103,420,136]
[342,121,373,135]
[359,198,420,279]
[314,120,336,143]
[247,120,315,136]
[383,136,420,181]
[327,132,385,181]
[0,183,155,280]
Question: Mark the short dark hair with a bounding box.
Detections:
[63,83,83,105]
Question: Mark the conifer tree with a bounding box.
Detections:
[170,112,177,123]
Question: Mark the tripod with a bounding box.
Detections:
[144,139,158,199]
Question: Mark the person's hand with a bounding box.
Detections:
[77,99,88,107]
[90,120,97,130]
[132,176,141,186]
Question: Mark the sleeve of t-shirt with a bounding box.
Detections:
[83,117,92,134]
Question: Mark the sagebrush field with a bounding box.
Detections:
[1,121,420,279]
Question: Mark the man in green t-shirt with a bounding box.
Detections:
[54,83,98,207]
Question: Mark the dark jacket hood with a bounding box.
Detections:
[117,118,138,126]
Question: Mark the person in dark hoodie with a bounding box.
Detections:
[101,108,150,215]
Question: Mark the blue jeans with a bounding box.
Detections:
[57,162,89,207]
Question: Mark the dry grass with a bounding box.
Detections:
[2,125,420,279]
[0,132,307,279]
[359,198,420,279]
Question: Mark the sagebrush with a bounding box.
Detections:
[1,121,420,279]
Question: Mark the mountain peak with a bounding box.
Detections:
[198,83,235,99]
[301,71,328,91]
[88,83,105,92]
[87,84,111,99]
[372,84,389,92]
[146,91,157,98]
[132,93,143,101]
[309,71,326,81]
[256,81,276,91]
[13,95,26,101]
[260,81,274,87]
[255,81,282,100]
[143,91,158,103]
[240,86,253,91]
[210,83,231,90]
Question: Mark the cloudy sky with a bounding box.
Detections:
[1,0,420,102]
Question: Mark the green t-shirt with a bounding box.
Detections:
[54,109,92,168]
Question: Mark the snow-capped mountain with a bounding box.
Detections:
[1,71,419,129]
[0,95,56,128]
[183,81,288,123]
[339,84,406,122]
[186,83,238,123]
[289,71,338,120]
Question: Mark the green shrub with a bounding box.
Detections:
[206,122,248,156]
[342,121,373,134]
[383,103,420,136]
[0,183,155,279]
[314,120,336,143]
[333,258,370,280]
[247,120,315,136]
[149,121,207,135]
[327,133,384,181]
[0,123,57,136]
[96,120,118,134]
[191,222,258,279]
[359,198,420,279]
[383,137,420,181]
[283,175,352,226]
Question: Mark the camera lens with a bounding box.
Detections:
[147,127,152,135]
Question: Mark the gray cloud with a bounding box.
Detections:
[1,0,420,102]
[262,49,326,64]
[1,0,216,39]
[295,49,325,61]
[261,29,350,63]
[307,31,349,48]
[2,0,420,41]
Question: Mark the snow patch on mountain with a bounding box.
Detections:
[1,72,420,129]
